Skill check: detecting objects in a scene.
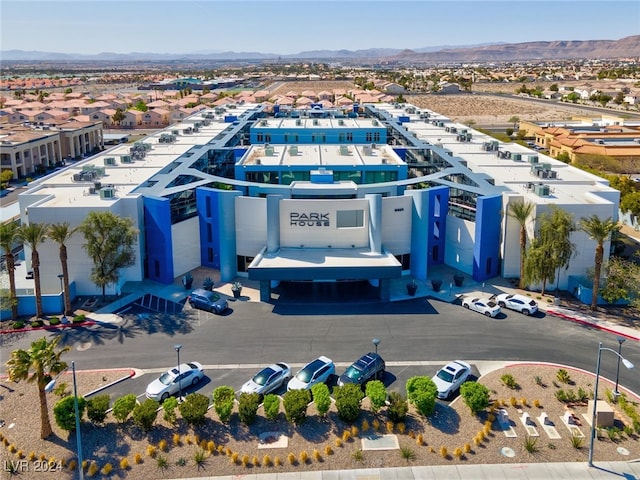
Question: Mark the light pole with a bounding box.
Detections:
[45,361,83,480]
[174,344,182,401]
[372,338,380,355]
[614,337,626,398]
[588,341,634,467]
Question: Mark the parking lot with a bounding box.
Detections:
[96,360,482,407]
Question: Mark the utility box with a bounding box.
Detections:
[587,400,614,427]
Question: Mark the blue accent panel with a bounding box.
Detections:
[398,116,410,123]
[224,115,238,122]
[196,188,241,282]
[143,196,174,284]
[426,186,448,267]
[392,148,407,161]
[407,189,428,280]
[196,188,221,270]
[473,195,502,281]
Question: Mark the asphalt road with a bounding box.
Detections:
[2,297,638,402]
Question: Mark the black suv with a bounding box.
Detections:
[337,352,385,387]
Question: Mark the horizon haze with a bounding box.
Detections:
[2,0,639,56]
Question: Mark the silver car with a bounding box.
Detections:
[145,362,204,401]
[241,362,291,397]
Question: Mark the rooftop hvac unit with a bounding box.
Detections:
[202,119,210,126]
[94,181,102,190]
[338,119,344,126]
[512,153,522,161]
[99,186,115,199]
[372,119,378,126]
[295,119,302,126]
[120,155,132,163]
[289,145,298,156]
[171,130,179,135]
[88,187,96,194]
[450,127,457,134]
[528,155,539,164]
[104,157,116,165]
[534,184,550,197]
[339,145,349,156]
[265,146,274,156]
[363,145,372,156]
[548,170,558,179]
[313,119,319,126]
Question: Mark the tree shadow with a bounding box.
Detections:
[428,402,461,434]
[49,311,199,349]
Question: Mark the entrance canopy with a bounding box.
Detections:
[248,247,402,281]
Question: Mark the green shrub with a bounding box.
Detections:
[72,314,86,323]
[49,317,60,326]
[31,320,44,328]
[500,373,519,389]
[365,380,387,414]
[178,393,210,426]
[132,398,159,432]
[406,376,437,417]
[263,394,280,421]
[282,389,311,425]
[86,394,110,424]
[53,396,86,431]
[238,392,260,425]
[112,394,137,423]
[333,384,364,423]
[12,321,25,330]
[556,369,571,384]
[162,396,179,424]
[387,391,409,423]
[212,386,235,423]
[460,382,490,415]
[311,383,331,417]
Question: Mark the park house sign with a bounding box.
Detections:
[290,212,330,227]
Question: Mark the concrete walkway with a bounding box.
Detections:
[165,461,640,480]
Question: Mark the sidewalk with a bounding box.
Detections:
[166,461,640,480]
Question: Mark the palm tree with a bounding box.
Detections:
[17,222,48,319]
[507,199,535,289]
[6,337,69,439]
[0,222,19,320]
[48,222,77,316]
[579,215,620,311]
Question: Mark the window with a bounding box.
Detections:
[337,210,364,228]
[347,132,353,141]
[374,132,381,142]
[366,132,373,142]
[257,133,264,142]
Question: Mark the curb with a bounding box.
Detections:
[83,369,136,398]
[0,320,96,335]
[546,309,640,342]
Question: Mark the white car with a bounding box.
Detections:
[462,296,501,317]
[145,362,204,401]
[241,362,291,397]
[494,293,538,315]
[287,356,335,391]
[431,360,472,400]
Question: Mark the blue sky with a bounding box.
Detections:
[2,1,638,55]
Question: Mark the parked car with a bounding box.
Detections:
[241,362,291,397]
[494,293,538,315]
[462,296,501,317]
[431,360,472,400]
[287,356,335,391]
[145,362,204,401]
[188,288,228,314]
[338,352,385,387]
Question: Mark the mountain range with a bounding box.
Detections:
[2,36,638,63]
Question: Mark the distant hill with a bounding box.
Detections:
[2,36,638,62]
[387,35,640,62]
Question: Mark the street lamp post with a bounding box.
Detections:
[588,341,634,467]
[45,361,83,480]
[174,344,182,401]
[614,337,626,398]
[372,338,380,355]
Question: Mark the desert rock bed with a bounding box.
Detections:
[1,364,638,479]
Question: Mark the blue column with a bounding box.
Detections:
[218,190,241,282]
[406,189,429,281]
[143,196,173,284]
[473,195,502,281]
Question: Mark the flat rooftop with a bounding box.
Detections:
[374,103,617,206]
[240,143,403,168]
